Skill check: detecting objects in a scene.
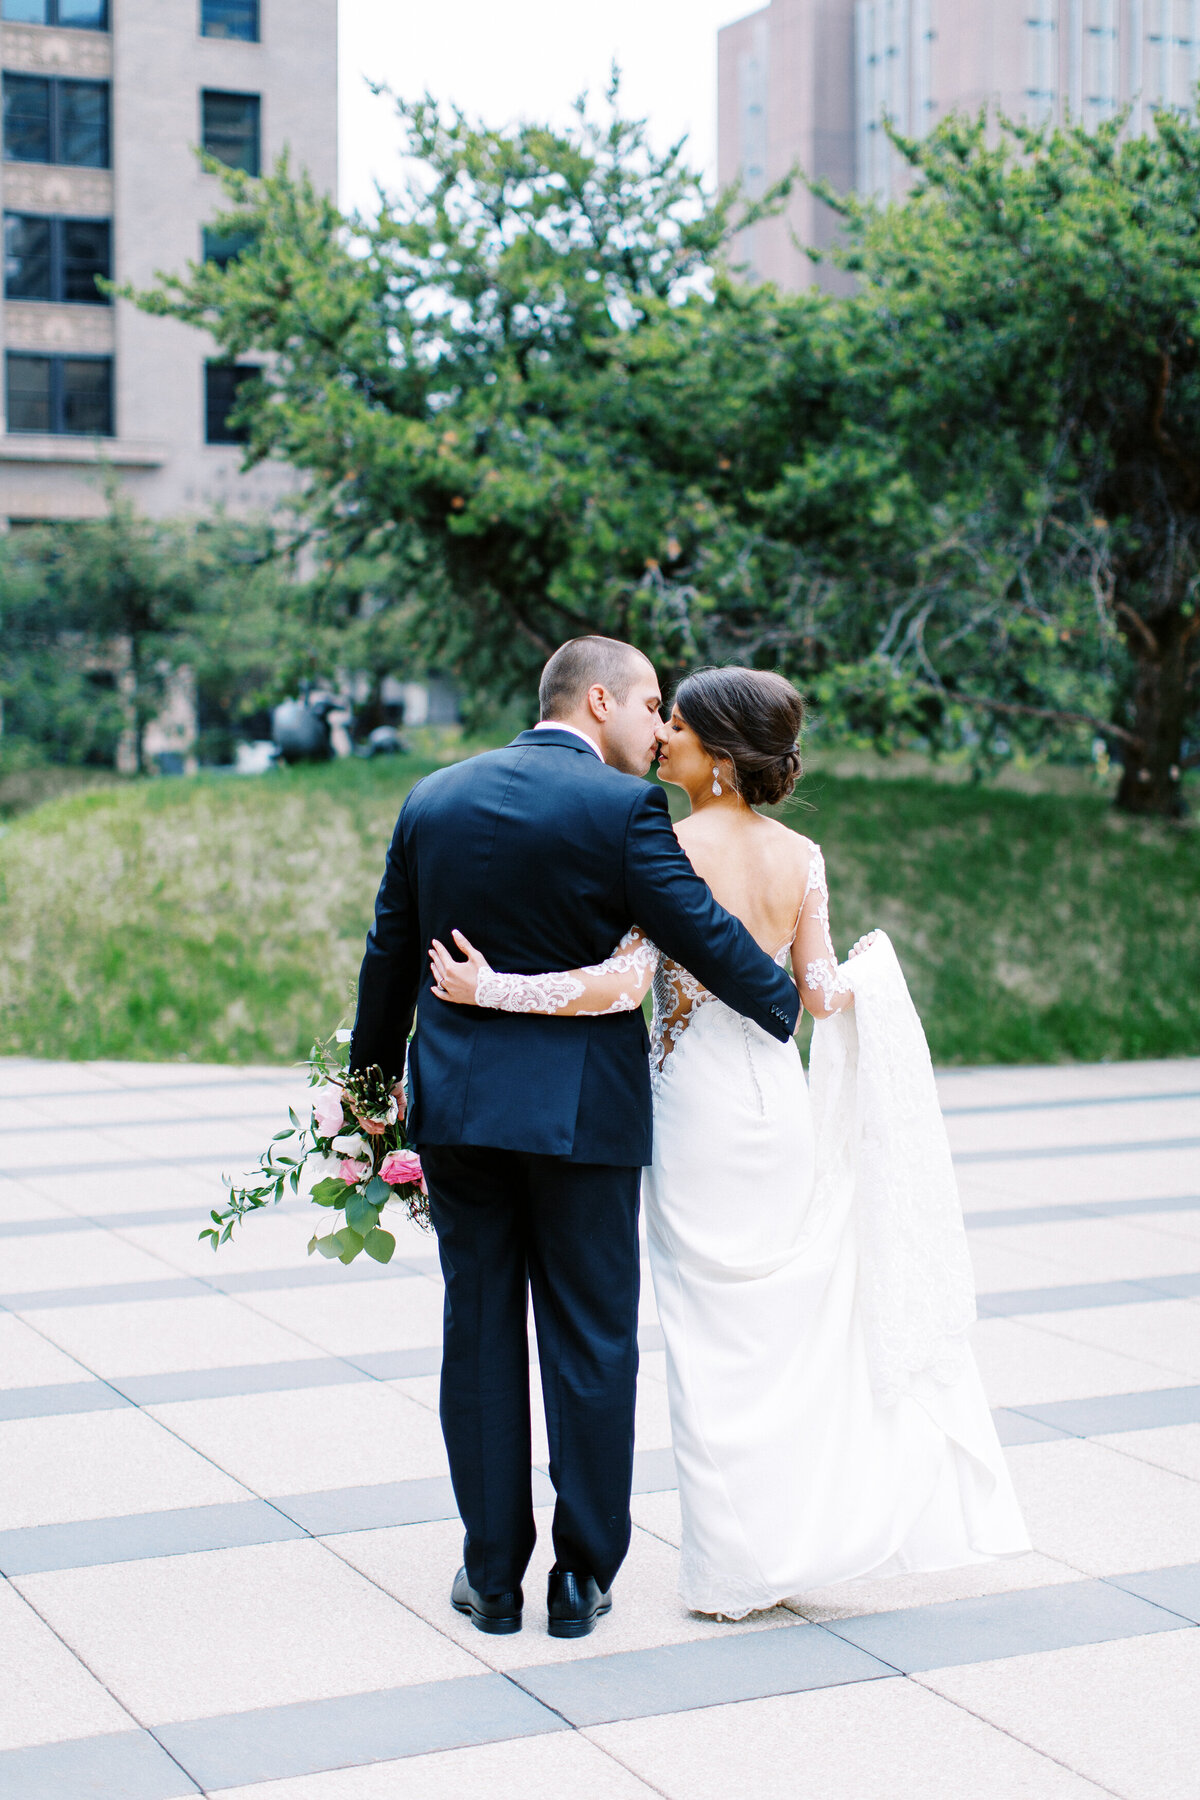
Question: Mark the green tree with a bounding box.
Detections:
[130,82,790,704]
[0,497,302,771]
[796,107,1200,815]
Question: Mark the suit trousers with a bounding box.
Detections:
[421,1144,642,1596]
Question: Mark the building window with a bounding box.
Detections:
[205,361,258,444]
[0,1,109,28]
[201,90,260,175]
[2,75,110,167]
[201,225,256,269]
[4,214,111,303]
[200,0,258,42]
[6,352,113,435]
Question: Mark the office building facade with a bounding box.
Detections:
[0,0,337,524]
[719,0,1200,290]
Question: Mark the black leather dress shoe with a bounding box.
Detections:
[451,1566,523,1635]
[547,1567,612,1639]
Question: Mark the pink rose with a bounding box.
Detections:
[380,1148,423,1189]
[339,1157,370,1185]
[312,1085,344,1140]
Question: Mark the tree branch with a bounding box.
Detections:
[919,683,1144,751]
[1115,602,1160,657]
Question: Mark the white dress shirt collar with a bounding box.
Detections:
[532,720,605,762]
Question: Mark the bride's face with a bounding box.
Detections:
[657,706,711,794]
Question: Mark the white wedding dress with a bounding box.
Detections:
[474,839,1030,1617]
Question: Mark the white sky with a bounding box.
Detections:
[337,0,752,217]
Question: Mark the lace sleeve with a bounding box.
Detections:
[794,844,854,1020]
[474,928,659,1017]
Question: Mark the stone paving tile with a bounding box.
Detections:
[0,1408,249,1530]
[969,1314,1179,1406]
[0,1227,183,1295]
[0,1176,71,1223]
[0,1312,93,1390]
[153,1678,562,1792]
[944,1096,1200,1157]
[208,1730,659,1800]
[121,1213,326,1279]
[0,1379,129,1422]
[515,1625,891,1725]
[1131,1205,1200,1243]
[1024,1299,1200,1379]
[970,1214,1200,1283]
[824,1578,1182,1672]
[16,1538,485,1725]
[0,1498,307,1577]
[237,1274,448,1357]
[19,1165,227,1214]
[1092,1421,1200,1481]
[1109,1562,1200,1624]
[24,1292,325,1378]
[1017,1384,1200,1436]
[968,1237,1074,1293]
[584,1677,1111,1800]
[918,1628,1200,1800]
[2,1053,1198,1798]
[0,1731,201,1800]
[1007,1437,1200,1575]
[330,1510,799,1672]
[0,1577,134,1752]
[787,1551,1082,1623]
[144,1380,450,1495]
[959,1145,1200,1206]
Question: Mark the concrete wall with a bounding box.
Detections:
[718,0,857,294]
[720,0,1200,291]
[0,0,337,523]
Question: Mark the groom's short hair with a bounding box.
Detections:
[539,636,651,720]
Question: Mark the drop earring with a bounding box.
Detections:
[711,764,723,797]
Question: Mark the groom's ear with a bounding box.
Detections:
[584,683,611,722]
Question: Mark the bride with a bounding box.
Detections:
[429,665,1029,1618]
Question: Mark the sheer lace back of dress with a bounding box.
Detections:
[650,835,848,1079]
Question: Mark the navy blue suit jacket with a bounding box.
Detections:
[349,728,801,1166]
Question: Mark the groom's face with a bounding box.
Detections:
[599,663,667,777]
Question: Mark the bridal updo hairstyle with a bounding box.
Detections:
[674,666,805,807]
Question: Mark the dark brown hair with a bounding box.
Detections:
[674,666,805,806]
[538,636,652,720]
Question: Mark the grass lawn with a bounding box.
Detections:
[1,750,1196,1066]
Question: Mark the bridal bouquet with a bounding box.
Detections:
[201,1030,428,1266]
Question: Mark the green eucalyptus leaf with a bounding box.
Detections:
[314,1232,343,1259]
[335,1227,364,1264]
[363,1227,396,1264]
[364,1174,390,1206]
[345,1189,379,1236]
[310,1177,348,1206]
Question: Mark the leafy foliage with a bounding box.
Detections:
[131,89,1200,812]
[0,493,306,771]
[132,84,792,702]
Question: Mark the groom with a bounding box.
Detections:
[350,637,799,1637]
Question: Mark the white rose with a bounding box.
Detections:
[332,1133,370,1161]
